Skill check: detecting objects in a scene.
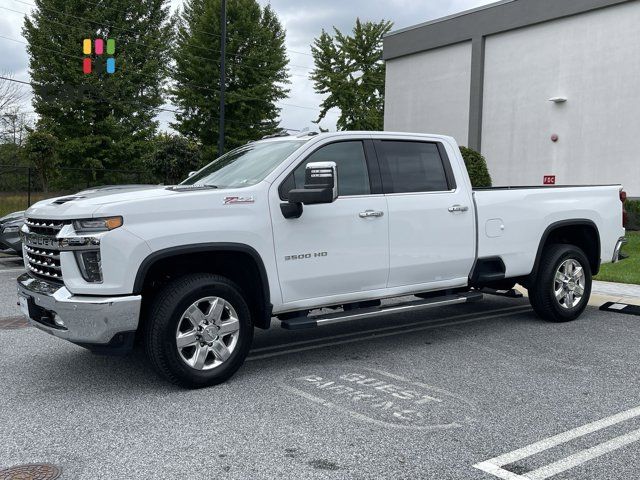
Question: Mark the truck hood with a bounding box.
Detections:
[25,185,175,219]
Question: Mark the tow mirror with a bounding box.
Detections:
[289,162,338,205]
[281,162,338,219]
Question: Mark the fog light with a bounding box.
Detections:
[75,250,103,282]
[54,314,65,327]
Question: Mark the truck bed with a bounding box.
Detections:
[473,184,624,279]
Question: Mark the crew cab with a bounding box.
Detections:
[17,132,627,387]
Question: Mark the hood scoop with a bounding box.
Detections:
[52,195,85,205]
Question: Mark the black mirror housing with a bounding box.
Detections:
[288,187,334,205]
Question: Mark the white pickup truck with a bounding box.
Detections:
[17,131,627,387]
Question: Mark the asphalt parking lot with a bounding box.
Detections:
[1,255,640,479]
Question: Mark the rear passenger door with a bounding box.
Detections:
[374,138,475,289]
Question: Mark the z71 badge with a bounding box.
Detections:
[285,252,328,261]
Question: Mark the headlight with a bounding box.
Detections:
[2,225,20,234]
[73,216,123,233]
[75,250,102,282]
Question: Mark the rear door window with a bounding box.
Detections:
[377,141,451,193]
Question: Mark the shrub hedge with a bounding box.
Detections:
[626,199,640,231]
[459,146,492,188]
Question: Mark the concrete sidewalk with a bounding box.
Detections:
[516,280,640,307]
[590,280,640,306]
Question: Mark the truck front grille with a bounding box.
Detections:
[24,218,68,236]
[24,218,71,283]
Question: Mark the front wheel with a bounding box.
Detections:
[145,273,253,388]
[528,244,592,322]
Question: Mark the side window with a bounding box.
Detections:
[379,141,450,193]
[280,141,371,199]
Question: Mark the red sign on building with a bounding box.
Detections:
[543,175,556,185]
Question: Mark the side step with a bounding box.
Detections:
[479,287,523,298]
[279,291,483,330]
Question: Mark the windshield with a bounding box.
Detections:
[180,140,307,188]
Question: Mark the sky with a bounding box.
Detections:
[0,0,495,132]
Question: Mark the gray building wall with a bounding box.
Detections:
[383,0,640,196]
[384,42,472,146]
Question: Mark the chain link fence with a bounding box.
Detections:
[0,164,158,216]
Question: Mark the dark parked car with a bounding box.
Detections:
[0,210,24,256]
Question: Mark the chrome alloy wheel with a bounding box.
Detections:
[554,259,586,309]
[175,296,240,370]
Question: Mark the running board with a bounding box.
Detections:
[478,287,523,298]
[279,291,483,330]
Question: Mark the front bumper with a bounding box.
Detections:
[16,273,141,346]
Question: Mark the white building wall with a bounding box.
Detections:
[482,1,640,196]
[384,42,472,147]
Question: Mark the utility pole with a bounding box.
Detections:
[218,0,227,157]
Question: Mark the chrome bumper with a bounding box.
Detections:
[612,236,627,263]
[16,273,141,345]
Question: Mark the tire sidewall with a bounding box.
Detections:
[156,277,253,387]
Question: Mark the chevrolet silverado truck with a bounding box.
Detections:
[17,132,627,388]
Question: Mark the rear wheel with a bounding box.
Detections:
[145,273,253,388]
[528,244,592,322]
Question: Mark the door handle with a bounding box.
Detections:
[448,204,469,213]
[359,210,384,218]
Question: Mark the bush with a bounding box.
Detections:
[459,146,492,188]
[144,134,203,185]
[626,199,640,231]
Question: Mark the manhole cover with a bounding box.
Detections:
[0,463,62,480]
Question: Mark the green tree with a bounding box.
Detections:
[144,133,202,184]
[23,130,59,192]
[459,146,492,188]
[23,0,173,183]
[310,19,392,131]
[171,0,289,163]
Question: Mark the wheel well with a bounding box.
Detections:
[136,247,272,330]
[533,222,601,276]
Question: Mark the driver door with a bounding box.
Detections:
[269,139,389,305]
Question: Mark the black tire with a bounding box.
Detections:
[144,273,253,388]
[528,244,592,322]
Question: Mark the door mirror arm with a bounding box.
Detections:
[280,201,303,219]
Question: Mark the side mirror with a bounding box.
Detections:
[288,161,338,205]
[280,161,338,219]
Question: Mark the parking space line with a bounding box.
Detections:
[474,405,640,479]
[252,305,529,354]
[248,307,532,361]
[526,427,640,479]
